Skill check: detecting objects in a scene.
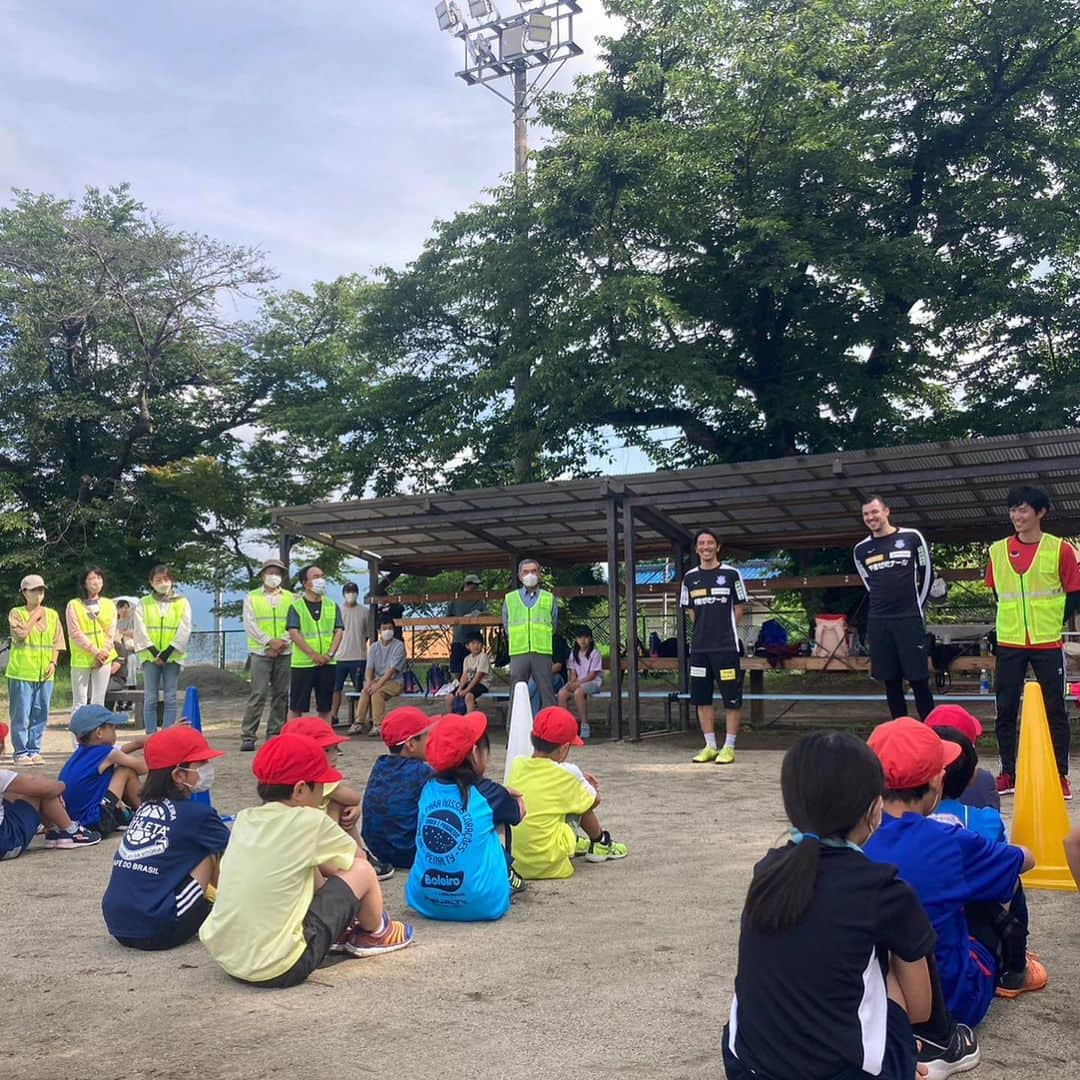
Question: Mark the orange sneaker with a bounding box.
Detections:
[996,953,1048,998]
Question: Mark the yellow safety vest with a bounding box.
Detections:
[138,595,188,662]
[990,534,1066,647]
[505,590,554,657]
[291,597,338,669]
[7,606,61,683]
[247,589,294,653]
[68,596,117,669]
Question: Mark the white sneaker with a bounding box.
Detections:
[580,723,591,740]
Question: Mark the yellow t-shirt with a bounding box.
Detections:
[320,780,341,813]
[507,756,596,880]
[199,801,356,982]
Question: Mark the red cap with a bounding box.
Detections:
[868,717,962,789]
[381,706,435,748]
[281,716,348,748]
[425,712,487,773]
[533,706,584,747]
[252,734,342,786]
[144,727,224,770]
[925,704,983,744]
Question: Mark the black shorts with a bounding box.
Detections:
[290,664,336,713]
[248,876,359,989]
[114,880,212,951]
[689,652,744,709]
[869,617,929,683]
[333,660,366,692]
[0,798,40,859]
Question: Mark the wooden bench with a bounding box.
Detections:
[104,688,145,727]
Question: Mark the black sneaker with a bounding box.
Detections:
[508,867,525,893]
[918,1022,980,1079]
[367,854,395,881]
[240,738,256,752]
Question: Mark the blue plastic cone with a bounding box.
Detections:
[181,685,211,806]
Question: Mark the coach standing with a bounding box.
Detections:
[503,557,558,710]
[680,529,748,765]
[853,496,934,720]
[986,484,1080,800]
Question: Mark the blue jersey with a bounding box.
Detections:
[58,744,114,826]
[102,798,230,940]
[933,800,1006,846]
[361,755,434,868]
[406,777,521,922]
[865,812,1024,1027]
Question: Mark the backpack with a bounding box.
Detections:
[426,664,450,697]
[401,666,422,695]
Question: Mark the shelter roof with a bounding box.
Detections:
[270,429,1080,574]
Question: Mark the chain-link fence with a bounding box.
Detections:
[185,629,249,670]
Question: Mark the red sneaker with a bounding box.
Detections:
[1061,775,1072,801]
[995,772,1015,796]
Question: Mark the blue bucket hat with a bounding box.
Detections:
[69,703,130,738]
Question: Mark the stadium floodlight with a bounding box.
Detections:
[435,1,463,32]
[524,12,552,47]
[468,0,497,17]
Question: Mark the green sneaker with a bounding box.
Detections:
[692,746,719,763]
[716,745,735,765]
[586,830,629,863]
[574,834,591,856]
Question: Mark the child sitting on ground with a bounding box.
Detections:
[507,706,628,879]
[282,715,395,879]
[102,726,230,950]
[0,722,100,853]
[925,704,999,810]
[361,706,435,868]
[446,632,492,714]
[723,730,938,1080]
[58,704,147,836]
[930,727,1006,844]
[199,734,413,987]
[406,712,525,921]
[864,717,1046,1032]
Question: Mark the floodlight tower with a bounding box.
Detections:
[434,0,583,182]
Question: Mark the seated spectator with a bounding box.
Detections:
[101,726,229,950]
[361,707,434,869]
[199,734,413,986]
[347,618,406,738]
[58,705,147,836]
[508,707,628,879]
[557,627,602,739]
[446,632,491,714]
[864,718,1046,1032]
[0,721,100,852]
[926,704,999,810]
[406,712,525,921]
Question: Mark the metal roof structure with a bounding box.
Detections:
[271,429,1080,575]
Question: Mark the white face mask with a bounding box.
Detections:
[263,573,282,590]
[521,572,539,589]
[380,628,395,642]
[153,580,172,596]
[344,594,357,606]
[183,762,215,793]
[310,577,327,595]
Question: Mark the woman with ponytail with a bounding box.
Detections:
[723,730,935,1080]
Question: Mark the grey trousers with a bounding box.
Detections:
[510,652,556,709]
[242,652,291,739]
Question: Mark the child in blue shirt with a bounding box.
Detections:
[930,726,1006,845]
[361,706,435,868]
[865,718,1046,1031]
[102,725,230,950]
[59,704,147,835]
[925,704,999,810]
[406,712,524,922]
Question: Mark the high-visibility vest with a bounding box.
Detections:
[68,596,117,669]
[138,595,188,662]
[291,597,338,669]
[505,590,554,657]
[990,534,1066,647]
[247,589,294,653]
[7,606,61,682]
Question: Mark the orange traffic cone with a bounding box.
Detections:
[1010,681,1077,892]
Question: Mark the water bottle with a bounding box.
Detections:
[979,668,991,695]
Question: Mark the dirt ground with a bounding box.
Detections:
[2,703,1078,1080]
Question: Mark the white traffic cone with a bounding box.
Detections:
[503,680,534,784]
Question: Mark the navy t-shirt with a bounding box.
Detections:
[102,798,230,940]
[58,744,114,826]
[405,776,523,922]
[361,754,434,868]
[864,812,1024,1027]
[729,844,934,1079]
